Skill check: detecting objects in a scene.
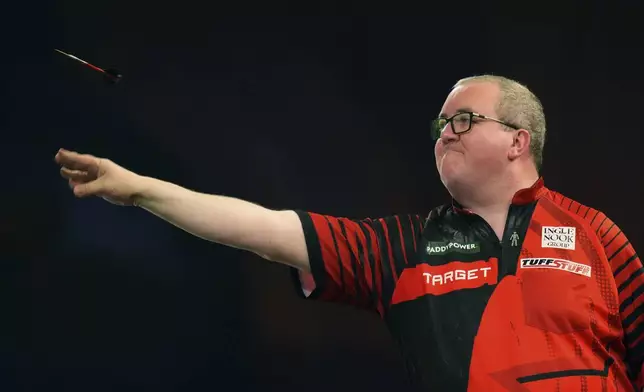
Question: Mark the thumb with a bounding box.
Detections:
[73,179,103,198]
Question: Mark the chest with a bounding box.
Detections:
[384,205,623,390]
[392,204,610,306]
[385,203,622,363]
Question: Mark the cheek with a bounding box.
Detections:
[467,143,507,169]
[463,134,506,160]
[434,140,444,158]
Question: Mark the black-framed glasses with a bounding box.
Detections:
[431,111,520,141]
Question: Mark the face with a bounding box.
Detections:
[434,82,515,192]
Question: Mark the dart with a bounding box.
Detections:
[54,49,122,84]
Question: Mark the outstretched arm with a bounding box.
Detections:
[135,177,309,269]
[55,148,424,313]
[56,149,310,270]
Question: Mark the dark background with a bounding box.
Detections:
[2,4,643,392]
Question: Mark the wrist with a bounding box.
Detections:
[132,175,157,207]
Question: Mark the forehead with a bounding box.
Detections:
[439,81,500,117]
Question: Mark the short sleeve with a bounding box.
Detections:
[596,214,644,386]
[291,210,424,316]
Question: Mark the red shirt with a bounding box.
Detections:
[291,178,642,391]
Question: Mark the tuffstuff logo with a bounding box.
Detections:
[541,226,576,250]
[520,258,591,277]
[426,241,480,255]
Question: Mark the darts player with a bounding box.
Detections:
[55,75,643,391]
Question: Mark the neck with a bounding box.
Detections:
[450,169,539,240]
[452,169,540,216]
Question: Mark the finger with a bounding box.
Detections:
[72,180,102,198]
[55,149,100,172]
[60,167,95,183]
[68,179,83,189]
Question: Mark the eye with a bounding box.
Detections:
[454,114,470,123]
[433,118,447,130]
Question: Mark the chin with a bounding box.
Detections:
[437,157,461,184]
[440,173,473,202]
[439,163,472,198]
[439,172,458,190]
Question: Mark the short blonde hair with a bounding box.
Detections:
[454,75,547,171]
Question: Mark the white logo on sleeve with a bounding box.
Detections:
[541,226,576,250]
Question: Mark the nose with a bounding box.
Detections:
[439,124,459,144]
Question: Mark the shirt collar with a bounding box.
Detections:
[452,177,547,214]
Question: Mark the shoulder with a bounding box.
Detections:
[541,190,616,240]
[540,191,633,267]
[424,203,464,225]
[358,211,432,231]
[423,203,474,235]
[426,204,453,221]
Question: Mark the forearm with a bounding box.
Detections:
[132,176,309,269]
[135,176,277,254]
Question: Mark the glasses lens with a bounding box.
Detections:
[451,113,471,134]
[431,118,447,140]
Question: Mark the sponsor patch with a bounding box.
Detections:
[390,258,499,303]
[520,258,591,277]
[426,241,480,255]
[541,226,576,250]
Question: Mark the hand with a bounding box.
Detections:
[55,149,144,206]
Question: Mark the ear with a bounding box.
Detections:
[508,129,531,161]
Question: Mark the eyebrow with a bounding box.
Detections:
[438,107,474,118]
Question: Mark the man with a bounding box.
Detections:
[56,75,642,391]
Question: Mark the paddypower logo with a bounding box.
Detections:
[426,241,480,255]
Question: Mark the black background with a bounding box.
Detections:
[3,4,643,391]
